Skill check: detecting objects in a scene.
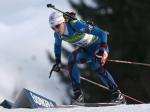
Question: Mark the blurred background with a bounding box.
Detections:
[0,0,150,105]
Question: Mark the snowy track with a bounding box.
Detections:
[1,104,150,112]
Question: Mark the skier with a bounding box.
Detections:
[49,11,126,104]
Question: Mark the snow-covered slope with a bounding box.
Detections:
[1,104,150,112]
[0,0,72,105]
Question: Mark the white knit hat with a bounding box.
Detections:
[49,12,65,27]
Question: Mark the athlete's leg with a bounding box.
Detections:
[68,48,90,103]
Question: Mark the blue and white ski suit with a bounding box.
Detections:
[53,20,118,92]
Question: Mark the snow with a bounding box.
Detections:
[1,104,150,112]
[0,0,72,105]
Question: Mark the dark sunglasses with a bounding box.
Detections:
[51,24,61,30]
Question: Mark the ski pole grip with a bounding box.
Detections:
[47,4,55,8]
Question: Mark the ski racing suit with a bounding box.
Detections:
[54,20,119,94]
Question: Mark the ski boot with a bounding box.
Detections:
[111,90,126,104]
[71,89,84,105]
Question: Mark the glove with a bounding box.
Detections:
[53,54,61,72]
[101,50,108,66]
[52,62,61,72]
[49,62,61,79]
[94,49,108,66]
[49,55,61,78]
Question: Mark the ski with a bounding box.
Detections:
[54,102,124,108]
[73,102,122,107]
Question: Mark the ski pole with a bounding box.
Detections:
[94,55,150,67]
[81,76,144,104]
[49,66,54,79]
[49,64,59,79]
[107,59,150,67]
[60,68,145,104]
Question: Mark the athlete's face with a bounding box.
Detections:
[52,22,65,35]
